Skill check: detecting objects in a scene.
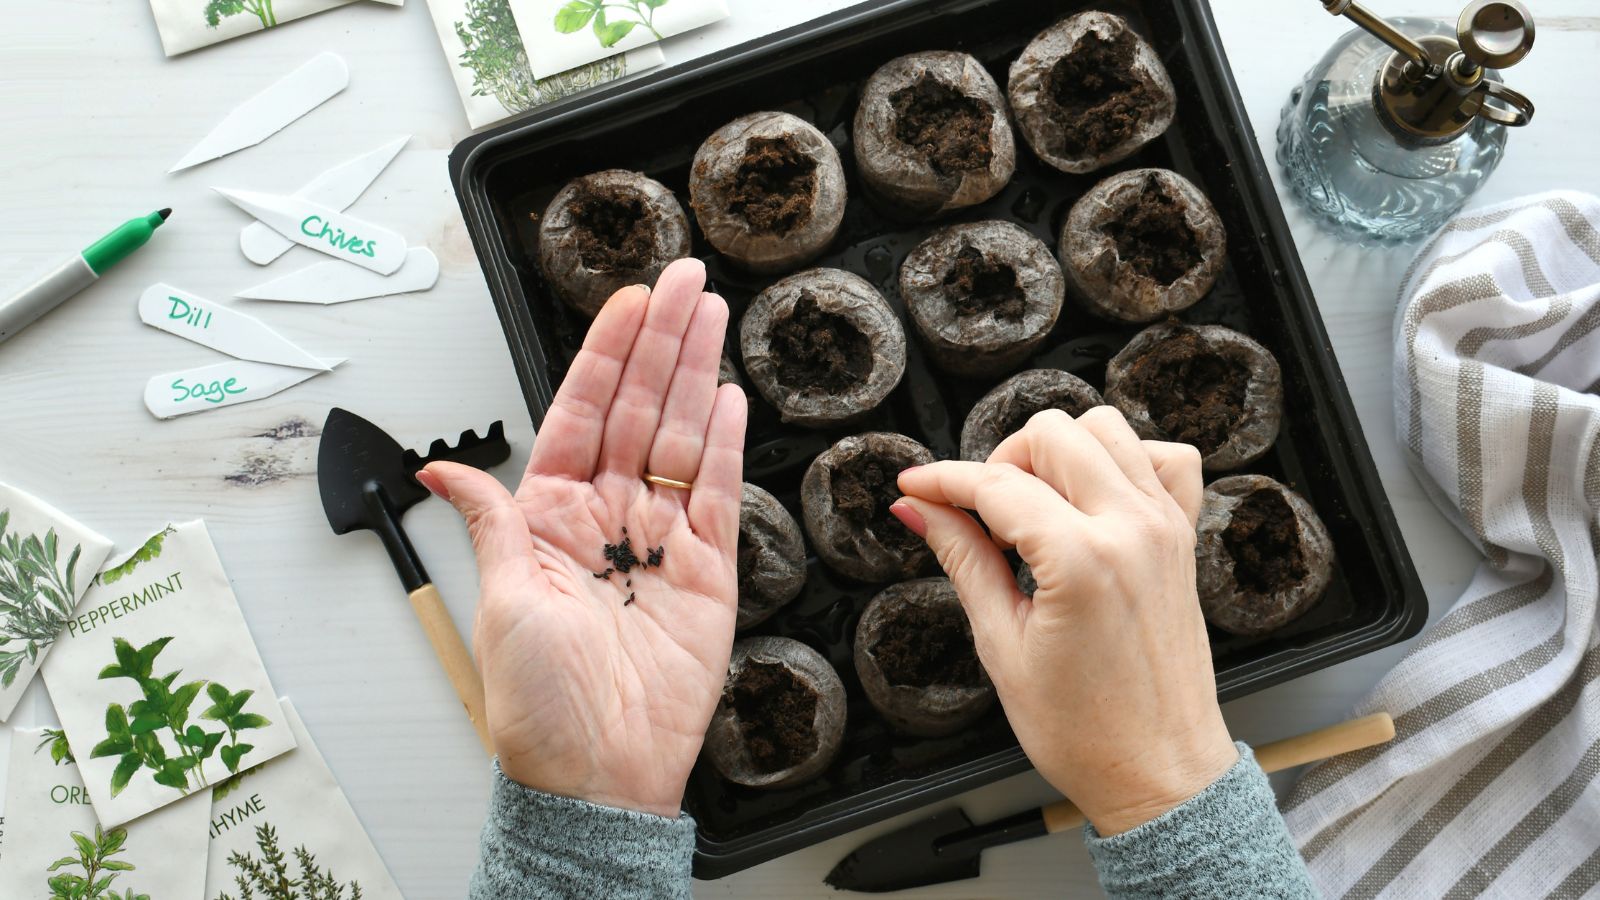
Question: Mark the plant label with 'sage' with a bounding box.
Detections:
[144,358,346,419]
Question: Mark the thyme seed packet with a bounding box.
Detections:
[149,0,405,57]
[0,482,115,723]
[0,727,210,900]
[41,521,296,828]
[207,699,404,899]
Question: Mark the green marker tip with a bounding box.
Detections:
[158,208,172,221]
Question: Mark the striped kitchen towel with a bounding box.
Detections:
[1281,191,1600,898]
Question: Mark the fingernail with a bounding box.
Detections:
[889,500,927,538]
[632,283,652,296]
[900,465,924,476]
[415,468,450,501]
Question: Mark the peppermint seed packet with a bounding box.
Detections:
[0,482,115,723]
[207,699,404,899]
[0,727,210,900]
[149,0,405,57]
[41,521,295,828]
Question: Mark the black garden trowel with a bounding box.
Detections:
[317,407,510,755]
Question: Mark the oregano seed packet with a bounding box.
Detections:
[207,699,405,899]
[41,521,296,828]
[0,482,115,723]
[0,727,210,899]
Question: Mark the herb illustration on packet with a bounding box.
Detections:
[41,521,296,828]
[0,482,114,723]
[0,727,210,900]
[207,699,405,899]
[147,0,405,57]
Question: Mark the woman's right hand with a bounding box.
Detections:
[891,407,1238,836]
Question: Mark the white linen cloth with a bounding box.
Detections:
[1282,191,1600,898]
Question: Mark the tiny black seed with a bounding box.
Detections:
[625,592,636,605]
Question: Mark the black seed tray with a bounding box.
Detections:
[449,0,1426,878]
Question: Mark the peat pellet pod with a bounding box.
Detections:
[1008,12,1176,174]
[718,354,745,392]
[900,221,1065,378]
[1195,475,1334,637]
[1104,322,1282,471]
[705,636,847,790]
[802,432,934,582]
[689,111,847,274]
[853,51,1016,217]
[1060,168,1225,324]
[739,268,906,428]
[536,169,692,317]
[736,483,808,631]
[959,368,1103,462]
[854,578,995,737]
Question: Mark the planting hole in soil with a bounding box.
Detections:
[943,246,1025,320]
[832,455,919,556]
[1045,29,1156,159]
[1125,329,1248,455]
[568,185,654,272]
[1223,490,1308,596]
[769,290,872,392]
[728,661,819,774]
[728,136,818,236]
[1103,176,1203,285]
[889,76,994,176]
[872,603,981,688]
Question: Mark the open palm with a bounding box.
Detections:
[421,259,747,818]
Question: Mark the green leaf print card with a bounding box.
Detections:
[0,727,210,899]
[148,0,404,57]
[40,521,296,828]
[0,483,115,723]
[206,699,404,899]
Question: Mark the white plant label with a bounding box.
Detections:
[205,700,404,899]
[139,283,331,371]
[238,247,439,303]
[145,358,346,420]
[215,188,407,275]
[0,483,114,723]
[41,521,297,828]
[242,136,410,265]
[170,53,349,171]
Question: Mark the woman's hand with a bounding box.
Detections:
[418,259,746,819]
[891,407,1237,835]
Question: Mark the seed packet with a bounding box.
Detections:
[513,0,729,79]
[207,699,404,899]
[0,482,115,723]
[0,727,210,900]
[41,521,295,828]
[148,0,405,57]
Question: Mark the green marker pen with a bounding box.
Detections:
[0,208,171,345]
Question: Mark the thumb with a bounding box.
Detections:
[419,462,532,579]
[890,497,1024,665]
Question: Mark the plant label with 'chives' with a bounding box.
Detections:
[0,727,210,899]
[0,483,113,722]
[145,358,347,419]
[213,188,408,275]
[40,521,297,828]
[241,136,410,265]
[139,283,332,371]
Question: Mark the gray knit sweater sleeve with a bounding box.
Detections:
[1085,743,1318,899]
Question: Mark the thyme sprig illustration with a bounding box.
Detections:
[554,0,668,47]
[0,508,84,687]
[44,824,147,900]
[90,637,271,797]
[215,824,364,900]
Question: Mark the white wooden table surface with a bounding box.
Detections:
[2,1,1596,896]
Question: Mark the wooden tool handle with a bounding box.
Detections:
[1040,712,1395,834]
[409,583,494,755]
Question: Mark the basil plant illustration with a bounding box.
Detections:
[38,727,76,765]
[216,824,364,900]
[45,824,149,900]
[204,0,278,29]
[554,0,668,47]
[0,509,85,687]
[91,637,271,797]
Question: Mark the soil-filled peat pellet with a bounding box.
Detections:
[689,111,847,274]
[802,432,934,582]
[1105,322,1282,471]
[1060,168,1225,324]
[959,368,1103,462]
[1195,475,1334,636]
[705,636,847,790]
[900,221,1065,378]
[736,483,808,631]
[853,51,1016,218]
[536,169,692,317]
[739,268,906,428]
[1008,12,1176,175]
[854,578,995,737]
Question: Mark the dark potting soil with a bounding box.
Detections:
[1222,490,1308,595]
[873,602,981,688]
[1045,29,1159,159]
[770,290,873,392]
[727,661,820,774]
[726,136,818,236]
[568,184,655,272]
[1124,329,1248,455]
[736,531,761,588]
[1102,177,1203,286]
[832,454,922,555]
[889,75,994,176]
[943,246,1025,320]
